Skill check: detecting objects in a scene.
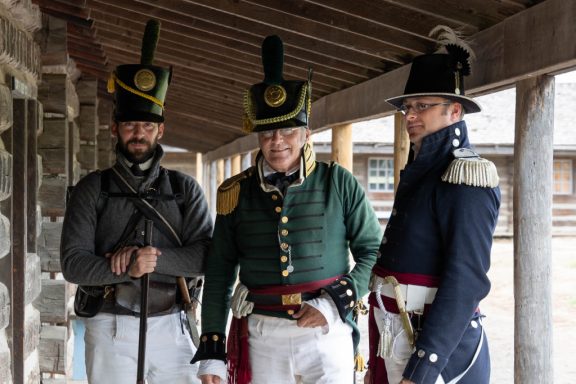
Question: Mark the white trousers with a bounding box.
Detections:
[247,314,354,384]
[83,312,200,384]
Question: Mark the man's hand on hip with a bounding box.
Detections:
[292,303,328,327]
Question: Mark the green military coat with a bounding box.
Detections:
[201,156,382,334]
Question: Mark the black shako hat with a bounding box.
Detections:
[107,19,172,123]
[386,26,481,114]
[243,35,312,133]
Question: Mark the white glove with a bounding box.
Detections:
[230,283,254,319]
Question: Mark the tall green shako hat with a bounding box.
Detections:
[107,19,172,123]
[243,35,312,133]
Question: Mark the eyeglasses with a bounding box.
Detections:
[398,102,452,115]
[258,127,300,139]
[118,121,158,132]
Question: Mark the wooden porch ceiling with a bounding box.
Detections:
[32,0,545,153]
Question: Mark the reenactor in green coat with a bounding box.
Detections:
[192,35,382,384]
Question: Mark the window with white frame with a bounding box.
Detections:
[553,159,573,195]
[368,157,394,192]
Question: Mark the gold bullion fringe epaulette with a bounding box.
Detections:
[303,142,316,177]
[216,168,252,215]
[441,148,499,188]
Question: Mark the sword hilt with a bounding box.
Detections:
[384,276,415,347]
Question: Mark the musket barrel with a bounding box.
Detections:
[137,219,153,383]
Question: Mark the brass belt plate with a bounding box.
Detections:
[281,293,302,305]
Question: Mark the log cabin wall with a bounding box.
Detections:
[36,14,80,383]
[0,0,45,382]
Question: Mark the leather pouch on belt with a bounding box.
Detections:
[115,280,177,314]
[74,286,105,318]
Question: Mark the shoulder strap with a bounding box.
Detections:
[97,169,113,219]
[109,167,183,247]
[164,167,185,216]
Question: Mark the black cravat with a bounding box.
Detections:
[131,163,145,176]
[266,172,298,192]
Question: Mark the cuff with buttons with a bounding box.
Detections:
[403,347,447,384]
[190,332,227,364]
[321,276,357,322]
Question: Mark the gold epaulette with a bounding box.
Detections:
[303,142,316,176]
[216,168,252,215]
[441,148,499,188]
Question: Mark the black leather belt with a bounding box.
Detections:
[102,303,183,318]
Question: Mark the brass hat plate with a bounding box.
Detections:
[264,84,287,107]
[134,69,156,92]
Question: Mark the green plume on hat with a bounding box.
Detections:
[262,35,284,85]
[141,19,161,65]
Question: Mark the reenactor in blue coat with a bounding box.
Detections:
[365,27,501,384]
[192,35,382,384]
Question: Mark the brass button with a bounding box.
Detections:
[272,194,278,201]
[281,216,289,223]
[282,270,289,277]
[201,335,208,342]
[349,301,355,308]
[280,242,289,250]
[275,206,282,213]
[340,280,348,286]
[212,335,219,341]
[287,309,295,315]
[280,255,288,262]
[417,349,426,358]
[346,289,353,296]
[281,229,289,236]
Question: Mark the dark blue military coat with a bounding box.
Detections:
[375,120,500,383]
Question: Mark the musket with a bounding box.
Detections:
[137,219,153,384]
[384,275,415,347]
[177,276,202,348]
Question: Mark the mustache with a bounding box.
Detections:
[127,138,149,145]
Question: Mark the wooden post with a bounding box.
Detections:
[26,100,38,253]
[513,75,554,384]
[196,152,203,187]
[11,98,27,384]
[224,158,231,179]
[241,152,252,171]
[231,155,241,176]
[209,161,217,217]
[393,112,409,194]
[331,123,353,172]
[216,159,225,187]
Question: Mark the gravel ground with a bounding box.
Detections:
[355,236,576,383]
